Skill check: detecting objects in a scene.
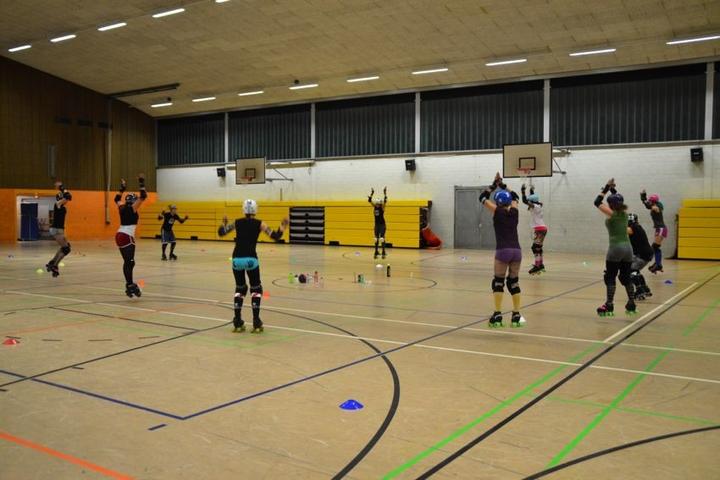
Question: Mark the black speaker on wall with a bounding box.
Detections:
[217,167,226,177]
[690,148,703,163]
[405,159,416,171]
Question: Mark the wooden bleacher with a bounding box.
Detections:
[140,200,430,248]
[678,199,720,260]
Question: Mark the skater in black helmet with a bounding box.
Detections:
[158,205,188,261]
[115,175,147,298]
[368,187,388,259]
[627,213,654,300]
[218,199,288,333]
[594,178,636,317]
[45,181,73,277]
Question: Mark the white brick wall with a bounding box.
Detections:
[158,143,719,255]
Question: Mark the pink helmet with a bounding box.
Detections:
[648,194,660,203]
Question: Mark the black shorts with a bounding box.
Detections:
[374,223,386,238]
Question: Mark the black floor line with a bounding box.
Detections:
[414,269,720,479]
[522,425,720,479]
[51,305,199,332]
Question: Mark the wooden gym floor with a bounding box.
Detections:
[0,240,719,479]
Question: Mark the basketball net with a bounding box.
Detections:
[517,167,533,189]
[239,176,255,184]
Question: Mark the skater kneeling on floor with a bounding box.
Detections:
[593,178,637,317]
[218,199,288,334]
[158,205,188,261]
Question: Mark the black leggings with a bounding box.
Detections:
[604,260,634,304]
[119,245,136,285]
[233,266,263,326]
[233,267,260,289]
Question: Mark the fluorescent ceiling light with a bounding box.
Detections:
[412,67,448,75]
[50,34,76,43]
[98,22,127,32]
[151,102,173,108]
[238,90,264,96]
[666,34,720,45]
[486,58,527,66]
[8,44,31,52]
[569,48,616,57]
[347,75,380,83]
[192,96,216,102]
[216,0,230,2]
[289,83,318,90]
[152,8,185,18]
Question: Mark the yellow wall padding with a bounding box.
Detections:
[677,199,720,260]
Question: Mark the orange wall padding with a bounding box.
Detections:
[0,188,157,243]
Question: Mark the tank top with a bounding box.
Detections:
[494,207,521,250]
[529,204,545,229]
[52,201,67,229]
[232,217,262,258]
[606,211,630,247]
[650,204,665,229]
[373,204,386,225]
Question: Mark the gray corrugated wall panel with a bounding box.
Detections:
[420,82,543,152]
[315,94,414,157]
[157,113,224,166]
[228,105,310,160]
[551,65,705,146]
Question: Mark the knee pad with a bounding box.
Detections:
[603,270,616,286]
[492,276,505,293]
[619,271,632,286]
[61,243,71,255]
[652,243,660,252]
[531,243,542,255]
[379,237,385,243]
[506,277,521,295]
[250,285,263,298]
[235,285,248,297]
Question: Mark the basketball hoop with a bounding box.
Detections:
[517,167,534,188]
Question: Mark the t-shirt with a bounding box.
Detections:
[629,223,654,261]
[528,203,545,229]
[120,205,139,226]
[52,197,67,229]
[160,212,181,231]
[650,205,665,229]
[494,207,521,250]
[232,217,262,258]
[606,211,630,247]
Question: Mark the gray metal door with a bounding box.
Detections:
[454,186,496,250]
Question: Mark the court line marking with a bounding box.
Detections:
[602,282,697,343]
[9,290,720,360]
[0,430,135,480]
[82,286,720,357]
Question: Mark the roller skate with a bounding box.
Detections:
[489,311,503,328]
[373,252,379,260]
[648,264,663,274]
[596,303,614,317]
[125,283,142,298]
[511,312,525,328]
[251,320,264,334]
[161,254,168,261]
[642,286,653,298]
[169,253,177,261]
[46,262,60,277]
[232,317,246,333]
[381,252,386,259]
[635,289,646,301]
[625,300,637,316]
[528,264,545,275]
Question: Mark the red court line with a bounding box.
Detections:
[0,430,134,480]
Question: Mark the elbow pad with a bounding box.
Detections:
[63,191,72,201]
[270,229,283,241]
[114,193,122,203]
[511,191,519,202]
[594,195,604,207]
[140,189,147,200]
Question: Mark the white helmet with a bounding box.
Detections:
[243,199,258,215]
[373,197,383,205]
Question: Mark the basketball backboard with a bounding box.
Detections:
[235,157,266,184]
[502,142,552,178]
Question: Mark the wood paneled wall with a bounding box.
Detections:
[0,56,155,191]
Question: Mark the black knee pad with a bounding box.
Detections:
[652,243,660,252]
[492,276,505,293]
[531,243,542,255]
[61,243,71,255]
[603,270,616,286]
[619,271,632,286]
[250,285,263,297]
[235,285,248,297]
[506,277,521,295]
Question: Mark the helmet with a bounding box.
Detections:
[627,213,638,225]
[373,197,383,205]
[243,199,258,215]
[169,204,177,210]
[648,194,660,204]
[607,193,624,208]
[494,190,512,207]
[527,193,540,204]
[125,193,137,205]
